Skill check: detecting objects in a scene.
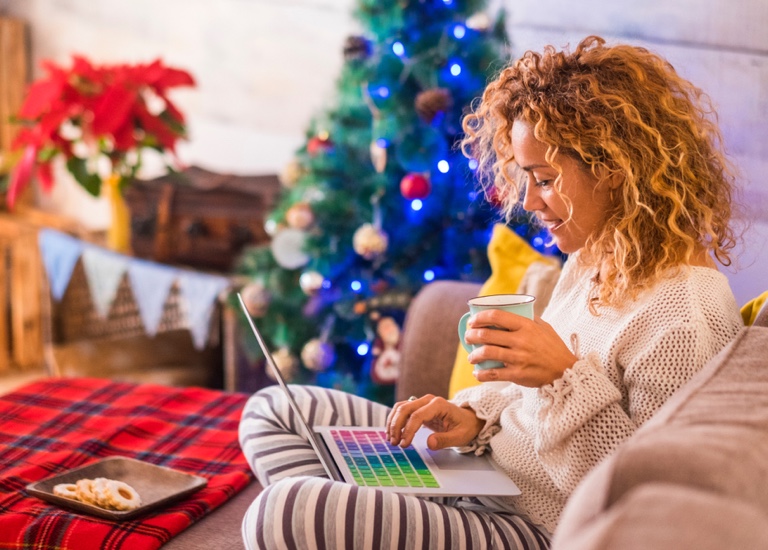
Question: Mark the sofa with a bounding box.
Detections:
[169,279,768,549]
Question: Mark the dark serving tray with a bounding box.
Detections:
[26,456,208,521]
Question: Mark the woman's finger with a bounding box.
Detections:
[469,309,531,331]
[387,394,431,445]
[397,397,450,448]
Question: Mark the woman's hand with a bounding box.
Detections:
[464,310,577,387]
[385,394,484,450]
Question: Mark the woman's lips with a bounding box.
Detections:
[540,219,564,232]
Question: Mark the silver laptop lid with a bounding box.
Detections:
[236,292,337,479]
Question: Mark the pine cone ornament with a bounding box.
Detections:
[415,88,453,124]
[343,35,372,61]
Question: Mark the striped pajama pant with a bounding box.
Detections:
[238,385,551,549]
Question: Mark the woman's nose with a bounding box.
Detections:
[522,180,542,212]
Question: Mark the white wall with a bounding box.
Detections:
[3,0,767,305]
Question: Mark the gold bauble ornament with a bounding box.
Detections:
[240,280,271,317]
[285,202,315,230]
[352,223,389,260]
[279,159,304,189]
[268,347,300,382]
[301,338,335,372]
[299,270,325,296]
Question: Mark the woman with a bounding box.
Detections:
[239,36,743,548]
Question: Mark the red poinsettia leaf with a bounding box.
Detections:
[136,59,164,84]
[112,118,136,151]
[37,161,54,193]
[18,79,65,119]
[163,99,186,125]
[70,55,99,82]
[140,59,195,90]
[135,105,179,150]
[92,85,137,136]
[36,108,72,141]
[110,64,133,86]
[155,67,196,90]
[7,145,38,208]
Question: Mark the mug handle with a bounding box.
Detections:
[458,312,472,353]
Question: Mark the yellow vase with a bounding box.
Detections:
[104,173,132,253]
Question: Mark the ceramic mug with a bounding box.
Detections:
[458,294,536,370]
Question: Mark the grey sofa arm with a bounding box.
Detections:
[395,280,482,402]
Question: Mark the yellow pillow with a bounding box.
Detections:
[741,291,768,325]
[448,224,557,398]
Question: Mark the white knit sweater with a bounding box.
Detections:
[452,254,743,533]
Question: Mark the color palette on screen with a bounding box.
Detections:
[330,429,440,488]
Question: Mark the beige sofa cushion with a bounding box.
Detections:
[561,483,768,550]
[553,327,768,549]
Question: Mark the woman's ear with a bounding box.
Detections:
[596,165,623,190]
[607,170,623,190]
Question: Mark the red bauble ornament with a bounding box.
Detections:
[307,133,333,156]
[400,173,431,200]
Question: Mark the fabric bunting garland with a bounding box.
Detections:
[38,229,230,349]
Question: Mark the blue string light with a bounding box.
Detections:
[351,280,362,292]
[437,160,450,173]
[468,158,479,170]
[411,199,423,211]
[450,63,462,77]
[392,41,405,57]
[357,343,370,356]
[423,269,435,282]
[453,25,466,39]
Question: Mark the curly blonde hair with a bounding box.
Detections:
[461,35,739,309]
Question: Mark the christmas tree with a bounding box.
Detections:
[236,0,545,404]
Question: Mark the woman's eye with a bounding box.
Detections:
[535,180,552,187]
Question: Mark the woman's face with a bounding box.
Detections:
[512,119,615,254]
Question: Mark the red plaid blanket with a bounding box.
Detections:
[0,377,254,550]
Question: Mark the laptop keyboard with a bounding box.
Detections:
[330,429,440,488]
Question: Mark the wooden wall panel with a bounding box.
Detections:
[0,17,27,153]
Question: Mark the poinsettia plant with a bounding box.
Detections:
[7,55,195,207]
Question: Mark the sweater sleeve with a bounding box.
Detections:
[450,382,522,455]
[533,321,709,494]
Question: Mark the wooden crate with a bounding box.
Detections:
[0,215,43,372]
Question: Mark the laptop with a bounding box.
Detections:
[237,293,521,497]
